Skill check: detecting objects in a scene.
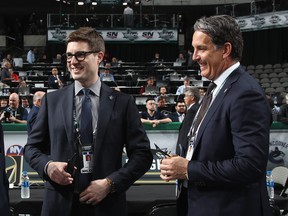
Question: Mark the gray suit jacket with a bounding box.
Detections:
[24,83,152,216]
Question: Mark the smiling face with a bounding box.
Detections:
[192,31,226,81]
[66,41,104,87]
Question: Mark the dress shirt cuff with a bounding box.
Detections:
[44,160,53,175]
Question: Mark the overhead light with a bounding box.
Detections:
[56,0,60,1]
[91,1,97,5]
[78,1,84,5]
[123,2,127,5]
[135,1,141,4]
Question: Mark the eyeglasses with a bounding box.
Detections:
[63,51,98,62]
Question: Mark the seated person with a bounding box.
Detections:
[0,99,8,114]
[279,93,288,123]
[1,61,12,86]
[155,86,168,102]
[17,79,32,96]
[140,97,171,127]
[168,100,186,122]
[139,76,156,95]
[0,93,28,123]
[151,52,163,63]
[175,52,186,65]
[48,67,64,89]
[176,76,191,95]
[11,68,20,82]
[100,62,115,82]
[157,96,170,113]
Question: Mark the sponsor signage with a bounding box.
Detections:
[4,129,178,185]
[236,10,288,32]
[48,28,178,43]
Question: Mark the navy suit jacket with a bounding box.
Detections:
[0,124,10,216]
[24,82,152,216]
[168,112,181,122]
[27,105,40,134]
[184,66,272,216]
[176,103,200,156]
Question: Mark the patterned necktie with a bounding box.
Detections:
[77,88,93,192]
[80,88,93,145]
[192,82,217,136]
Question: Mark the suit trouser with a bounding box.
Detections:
[177,187,188,216]
[71,193,94,216]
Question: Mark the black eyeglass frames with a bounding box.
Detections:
[63,51,99,62]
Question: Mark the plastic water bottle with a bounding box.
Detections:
[21,171,30,199]
[266,170,274,200]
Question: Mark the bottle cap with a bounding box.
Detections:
[266,170,272,175]
[22,171,28,175]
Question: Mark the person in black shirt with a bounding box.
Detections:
[0,93,28,123]
[140,98,171,127]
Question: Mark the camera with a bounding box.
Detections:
[4,107,12,118]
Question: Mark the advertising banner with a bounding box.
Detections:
[236,11,288,32]
[47,28,178,43]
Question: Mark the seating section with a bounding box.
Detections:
[246,62,288,95]
[3,61,203,112]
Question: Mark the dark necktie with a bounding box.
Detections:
[192,82,217,136]
[80,88,93,145]
[77,88,93,192]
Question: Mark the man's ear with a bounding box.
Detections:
[97,51,104,64]
[222,42,232,59]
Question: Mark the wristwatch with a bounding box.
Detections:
[106,177,116,194]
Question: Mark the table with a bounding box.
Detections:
[9,184,176,216]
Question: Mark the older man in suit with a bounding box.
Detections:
[24,27,152,216]
[26,91,46,134]
[160,15,272,216]
[0,123,10,216]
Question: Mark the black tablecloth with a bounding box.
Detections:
[9,184,176,216]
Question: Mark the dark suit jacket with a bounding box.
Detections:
[0,124,10,216]
[176,103,200,156]
[183,67,272,216]
[168,112,182,122]
[24,83,153,216]
[27,105,40,134]
[48,75,64,89]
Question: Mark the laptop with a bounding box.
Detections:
[18,86,30,95]
[145,86,159,95]
[135,96,148,105]
[173,62,182,67]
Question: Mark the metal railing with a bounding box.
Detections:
[47,13,178,29]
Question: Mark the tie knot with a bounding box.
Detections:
[82,88,90,96]
[206,82,216,95]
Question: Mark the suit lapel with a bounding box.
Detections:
[93,84,115,158]
[61,84,75,149]
[193,68,242,151]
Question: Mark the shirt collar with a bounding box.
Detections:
[213,62,240,88]
[74,78,101,97]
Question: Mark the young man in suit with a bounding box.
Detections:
[160,15,272,216]
[168,100,186,122]
[24,27,153,216]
